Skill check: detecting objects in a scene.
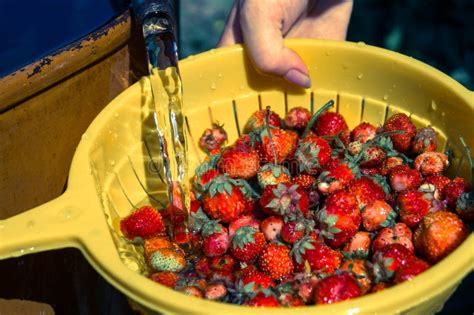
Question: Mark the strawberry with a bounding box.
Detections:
[231,226,266,263]
[423,175,451,196]
[347,140,363,156]
[414,152,449,176]
[218,145,260,179]
[229,215,260,239]
[293,174,320,208]
[414,211,469,263]
[318,159,355,194]
[388,165,422,192]
[259,243,294,279]
[195,257,212,277]
[241,271,275,290]
[342,231,371,259]
[393,258,430,284]
[244,108,281,133]
[295,132,332,174]
[281,221,306,244]
[120,206,166,240]
[210,254,236,272]
[371,243,415,282]
[351,122,377,143]
[202,175,247,223]
[379,156,404,176]
[148,247,186,272]
[340,259,372,294]
[348,176,386,208]
[318,190,361,248]
[199,123,227,154]
[182,286,203,298]
[292,237,342,273]
[442,177,469,209]
[382,113,416,152]
[194,168,220,193]
[284,107,311,130]
[150,271,179,288]
[257,164,291,188]
[296,276,319,303]
[314,111,350,144]
[143,236,174,258]
[259,183,309,218]
[204,283,227,300]
[260,216,284,241]
[371,282,391,293]
[260,127,298,164]
[372,223,414,253]
[278,293,305,306]
[397,191,432,228]
[314,273,361,304]
[359,145,386,168]
[411,126,437,154]
[362,200,397,231]
[245,293,280,307]
[209,270,236,287]
[202,224,230,258]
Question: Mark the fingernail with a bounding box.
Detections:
[284,69,311,88]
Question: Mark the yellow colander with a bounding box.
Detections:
[0,39,472,314]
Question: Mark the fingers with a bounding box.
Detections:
[239,0,311,88]
[217,1,243,47]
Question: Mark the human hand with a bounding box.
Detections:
[217,0,353,88]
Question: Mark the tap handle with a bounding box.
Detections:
[132,0,176,23]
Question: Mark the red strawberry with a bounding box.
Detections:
[342,231,371,259]
[314,111,350,144]
[245,293,280,307]
[120,206,166,240]
[284,107,311,130]
[194,168,220,191]
[150,271,179,288]
[244,108,281,133]
[359,145,386,168]
[210,254,236,272]
[372,223,414,253]
[414,152,449,176]
[379,156,404,176]
[351,122,377,143]
[371,282,391,293]
[423,175,451,196]
[259,243,294,279]
[281,221,306,244]
[257,164,291,188]
[348,176,386,208]
[231,226,266,263]
[293,237,342,273]
[388,165,422,192]
[204,283,227,300]
[259,183,310,218]
[293,174,320,208]
[202,175,246,223]
[182,286,203,298]
[314,273,361,304]
[362,200,397,231]
[383,113,416,152]
[260,216,284,241]
[414,211,469,263]
[229,215,260,239]
[279,293,305,306]
[241,271,275,290]
[318,190,361,248]
[296,276,319,303]
[397,191,432,228]
[372,243,415,282]
[318,159,355,194]
[411,126,437,154]
[393,258,430,284]
[195,257,212,277]
[260,128,298,164]
[208,270,236,286]
[202,224,230,258]
[295,132,332,174]
[218,145,260,179]
[340,259,372,294]
[442,177,469,209]
[199,123,227,154]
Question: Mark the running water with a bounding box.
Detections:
[141,11,190,244]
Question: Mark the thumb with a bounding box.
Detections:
[239,2,311,88]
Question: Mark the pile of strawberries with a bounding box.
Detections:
[120,101,472,307]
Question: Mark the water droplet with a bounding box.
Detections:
[357,73,364,80]
[392,84,397,88]
[113,133,118,138]
[26,220,35,228]
[357,41,366,47]
[20,249,25,254]
[58,208,80,221]
[217,73,223,78]
[110,160,116,166]
[431,101,437,110]
[113,112,119,118]
[29,247,35,252]
[383,95,389,101]
[171,96,177,102]
[210,82,217,90]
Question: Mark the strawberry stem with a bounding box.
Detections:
[302,100,334,139]
[459,136,473,190]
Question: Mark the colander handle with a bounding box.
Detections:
[0,193,82,260]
